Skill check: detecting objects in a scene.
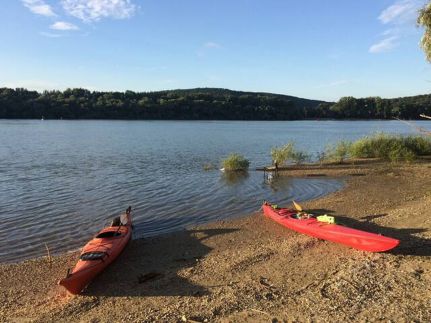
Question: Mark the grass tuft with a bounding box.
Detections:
[349,133,431,162]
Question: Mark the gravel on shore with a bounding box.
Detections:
[1,162,431,322]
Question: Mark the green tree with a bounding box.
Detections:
[418,2,431,61]
[330,97,358,118]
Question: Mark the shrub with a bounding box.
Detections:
[388,146,416,163]
[349,133,431,161]
[325,140,352,163]
[271,142,309,165]
[403,135,431,155]
[350,133,394,159]
[222,153,250,171]
[349,136,374,158]
[271,142,295,166]
[291,151,310,165]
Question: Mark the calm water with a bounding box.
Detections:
[1,120,429,263]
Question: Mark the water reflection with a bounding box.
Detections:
[220,171,250,186]
[264,175,293,193]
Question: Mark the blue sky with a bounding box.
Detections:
[1,0,430,101]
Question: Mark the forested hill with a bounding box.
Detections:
[0,87,325,120]
[0,87,430,120]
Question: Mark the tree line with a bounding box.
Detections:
[0,87,430,120]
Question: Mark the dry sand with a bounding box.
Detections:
[1,162,431,322]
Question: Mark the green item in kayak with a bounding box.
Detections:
[317,214,336,224]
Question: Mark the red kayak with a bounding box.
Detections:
[262,202,399,252]
[59,207,133,294]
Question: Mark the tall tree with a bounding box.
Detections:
[418,3,431,121]
[418,2,431,62]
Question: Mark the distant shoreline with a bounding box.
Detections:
[1,87,430,120]
[2,118,430,121]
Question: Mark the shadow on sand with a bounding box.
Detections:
[307,208,431,257]
[83,228,238,297]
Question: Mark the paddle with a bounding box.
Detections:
[292,200,303,212]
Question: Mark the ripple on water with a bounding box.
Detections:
[9,120,413,263]
[0,171,344,263]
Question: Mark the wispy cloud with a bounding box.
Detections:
[50,21,79,30]
[315,80,350,89]
[39,31,63,38]
[163,79,175,84]
[197,41,222,57]
[370,0,425,54]
[378,0,421,24]
[369,36,399,53]
[22,0,56,17]
[204,42,221,49]
[61,0,137,22]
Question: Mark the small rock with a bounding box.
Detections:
[265,292,275,301]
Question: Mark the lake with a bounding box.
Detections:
[0,120,429,263]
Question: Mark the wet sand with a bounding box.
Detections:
[1,161,431,322]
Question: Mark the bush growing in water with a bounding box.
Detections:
[271,142,310,165]
[349,133,431,162]
[271,142,294,166]
[222,153,250,171]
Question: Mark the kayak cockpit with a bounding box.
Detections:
[80,251,108,261]
[96,231,122,238]
[276,209,318,221]
[277,209,294,216]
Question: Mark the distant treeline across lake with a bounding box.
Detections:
[1,87,430,120]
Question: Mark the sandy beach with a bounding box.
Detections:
[1,161,431,322]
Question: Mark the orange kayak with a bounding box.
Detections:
[59,207,133,294]
[262,202,399,252]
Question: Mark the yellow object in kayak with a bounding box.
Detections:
[292,200,303,211]
[317,214,335,224]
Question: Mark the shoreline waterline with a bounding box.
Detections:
[1,174,345,264]
[2,120,429,263]
[1,161,430,322]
